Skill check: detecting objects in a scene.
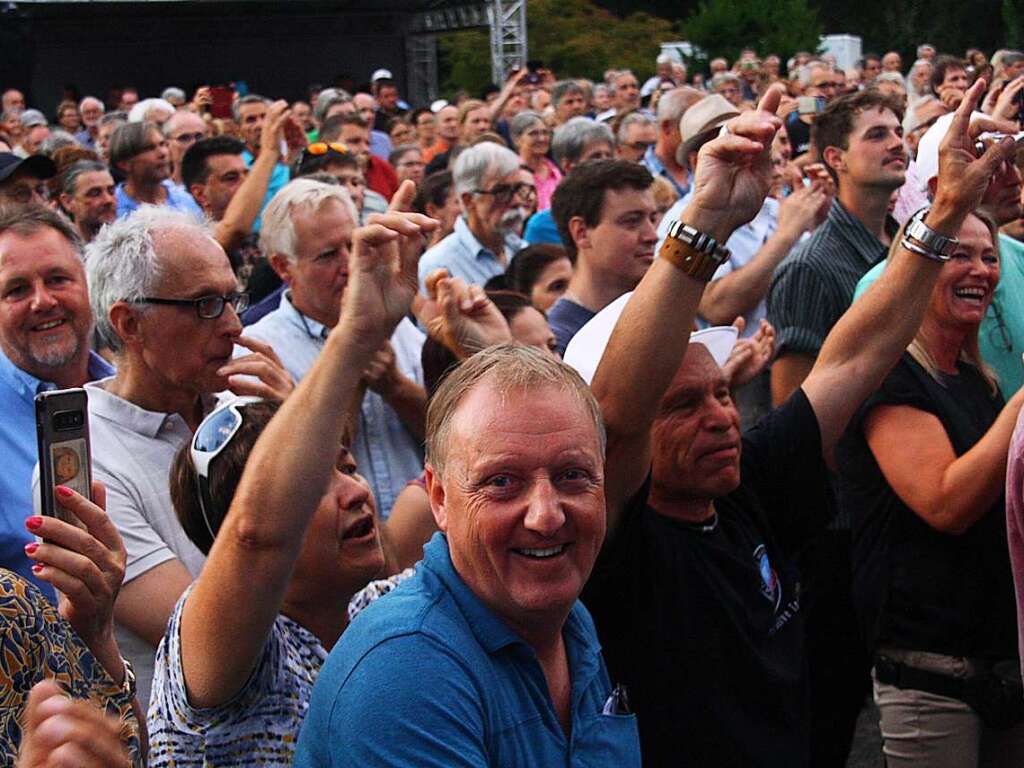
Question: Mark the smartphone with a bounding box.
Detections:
[209,85,234,120]
[35,388,92,527]
[797,96,825,115]
[974,131,1024,157]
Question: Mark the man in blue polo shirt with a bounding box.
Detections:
[295,345,640,767]
[0,205,114,602]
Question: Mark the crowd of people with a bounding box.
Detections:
[3,40,1024,767]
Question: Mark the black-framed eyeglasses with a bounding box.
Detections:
[474,182,536,205]
[132,291,249,319]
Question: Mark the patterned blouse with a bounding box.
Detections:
[0,569,141,766]
[147,586,328,767]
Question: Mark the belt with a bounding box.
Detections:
[874,655,966,700]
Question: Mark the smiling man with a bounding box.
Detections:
[0,205,113,603]
[295,344,641,767]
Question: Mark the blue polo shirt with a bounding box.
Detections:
[418,216,526,292]
[241,150,290,233]
[294,533,640,767]
[0,350,114,602]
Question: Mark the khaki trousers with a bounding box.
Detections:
[874,648,1024,768]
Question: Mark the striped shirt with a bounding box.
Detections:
[148,585,327,767]
[768,200,891,358]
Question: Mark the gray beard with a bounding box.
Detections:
[27,335,82,372]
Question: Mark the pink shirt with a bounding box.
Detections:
[1005,407,1024,678]
[534,157,563,211]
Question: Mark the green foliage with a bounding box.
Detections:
[438,0,677,97]
[682,0,822,63]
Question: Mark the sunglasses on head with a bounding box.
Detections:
[190,397,262,540]
[304,142,351,158]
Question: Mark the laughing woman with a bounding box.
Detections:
[837,211,1024,766]
[145,197,437,765]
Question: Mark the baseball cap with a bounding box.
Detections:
[915,109,986,194]
[371,69,394,83]
[679,94,740,157]
[19,109,47,129]
[563,291,738,386]
[0,152,57,183]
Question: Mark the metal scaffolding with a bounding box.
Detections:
[406,0,526,104]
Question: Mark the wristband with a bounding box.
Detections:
[660,221,731,282]
[903,207,956,262]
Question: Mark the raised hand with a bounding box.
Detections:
[24,482,126,676]
[417,269,512,358]
[259,100,290,159]
[17,680,131,768]
[338,180,439,342]
[363,341,400,394]
[929,78,1019,237]
[686,88,783,242]
[777,180,829,239]
[722,319,776,389]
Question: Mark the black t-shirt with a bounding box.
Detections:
[785,112,812,157]
[583,389,830,768]
[836,354,1017,659]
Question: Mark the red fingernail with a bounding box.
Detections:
[24,542,38,555]
[55,485,73,498]
[32,564,43,574]
[26,516,43,531]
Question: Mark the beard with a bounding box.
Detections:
[26,332,82,371]
[499,206,532,237]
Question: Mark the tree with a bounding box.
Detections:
[682,0,822,64]
[439,0,677,97]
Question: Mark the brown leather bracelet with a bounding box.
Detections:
[658,233,725,282]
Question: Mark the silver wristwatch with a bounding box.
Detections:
[902,207,958,262]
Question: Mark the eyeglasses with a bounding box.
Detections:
[173,131,206,145]
[190,398,261,540]
[304,142,350,157]
[623,141,655,152]
[3,182,48,204]
[132,291,249,319]
[474,182,536,205]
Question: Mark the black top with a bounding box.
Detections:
[583,389,830,767]
[836,354,1017,659]
[785,112,813,156]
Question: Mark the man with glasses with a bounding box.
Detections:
[78,206,293,707]
[418,142,527,291]
[162,109,208,187]
[615,111,657,164]
[785,61,840,157]
[0,152,55,207]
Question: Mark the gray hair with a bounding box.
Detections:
[798,61,831,88]
[109,121,159,166]
[61,160,110,196]
[425,343,606,478]
[452,141,521,197]
[656,53,672,65]
[875,71,906,86]
[259,178,357,262]
[314,88,353,124]
[40,130,78,157]
[656,86,702,127]
[0,203,83,255]
[86,206,210,352]
[551,117,614,168]
[610,70,636,92]
[161,87,186,103]
[551,80,585,107]
[99,111,128,128]
[616,111,653,143]
[78,96,104,113]
[232,94,270,123]
[128,98,175,124]
[508,110,545,143]
[710,72,741,91]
